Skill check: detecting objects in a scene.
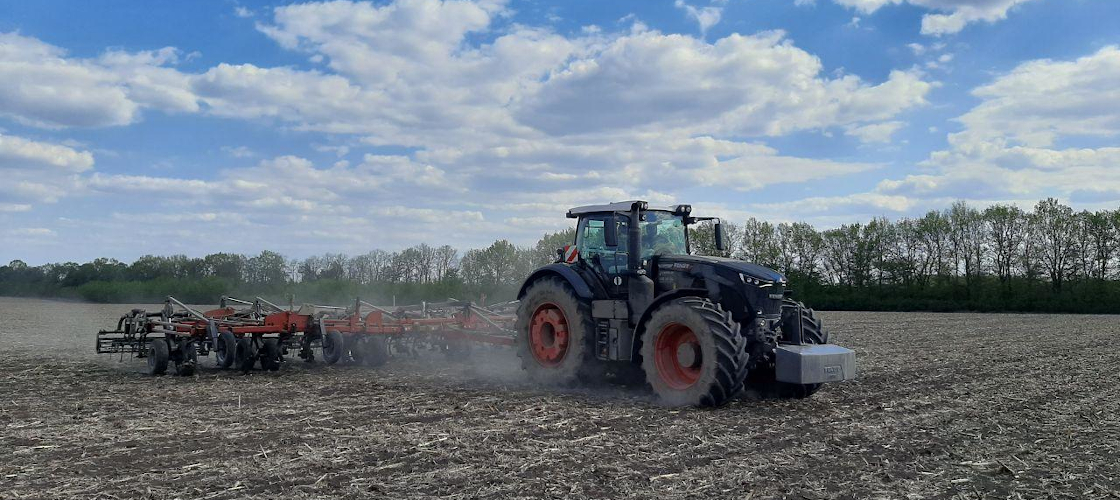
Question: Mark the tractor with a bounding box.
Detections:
[514,201,856,406]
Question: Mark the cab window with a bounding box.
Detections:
[576,216,628,274]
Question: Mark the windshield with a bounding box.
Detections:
[639,211,687,258]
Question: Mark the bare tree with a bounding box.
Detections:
[1032,198,1078,291]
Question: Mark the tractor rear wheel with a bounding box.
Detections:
[515,277,595,385]
[214,331,236,369]
[174,340,197,376]
[235,337,257,374]
[147,338,170,376]
[260,338,281,371]
[640,297,749,407]
[322,330,345,365]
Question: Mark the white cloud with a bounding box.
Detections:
[221,146,256,158]
[830,0,1037,35]
[0,1,942,257]
[852,46,1120,212]
[516,30,930,137]
[9,227,56,237]
[0,134,92,209]
[845,121,905,143]
[0,133,94,171]
[0,32,197,128]
[675,0,724,36]
[0,203,32,212]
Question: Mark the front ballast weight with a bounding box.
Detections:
[95,296,519,376]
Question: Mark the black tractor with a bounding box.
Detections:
[515,201,855,406]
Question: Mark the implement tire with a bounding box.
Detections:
[174,340,197,376]
[354,336,390,368]
[260,338,281,372]
[235,336,257,374]
[214,331,236,369]
[322,330,345,365]
[515,277,595,386]
[640,297,749,407]
[147,338,169,376]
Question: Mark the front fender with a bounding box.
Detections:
[630,288,707,360]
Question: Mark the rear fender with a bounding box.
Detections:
[518,264,596,300]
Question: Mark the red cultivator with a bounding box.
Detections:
[96,295,517,375]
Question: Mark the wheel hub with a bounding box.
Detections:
[676,342,700,368]
[529,303,569,366]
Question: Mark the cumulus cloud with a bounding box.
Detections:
[675,0,725,36]
[0,133,94,171]
[828,0,1037,35]
[845,121,905,143]
[0,32,196,128]
[0,134,92,208]
[787,45,1120,222]
[0,0,940,256]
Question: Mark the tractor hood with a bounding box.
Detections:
[658,255,786,283]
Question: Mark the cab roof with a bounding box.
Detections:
[566,200,692,219]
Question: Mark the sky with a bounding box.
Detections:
[1,0,1118,265]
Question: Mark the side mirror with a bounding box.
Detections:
[604,217,619,247]
[714,221,726,253]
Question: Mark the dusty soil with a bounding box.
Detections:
[2,309,1119,499]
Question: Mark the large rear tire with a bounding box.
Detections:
[515,277,595,385]
[147,338,169,376]
[640,297,749,407]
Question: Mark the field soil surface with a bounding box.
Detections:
[2,298,1119,499]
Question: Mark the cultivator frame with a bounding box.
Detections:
[96,295,517,375]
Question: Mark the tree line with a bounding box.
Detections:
[3,198,1120,312]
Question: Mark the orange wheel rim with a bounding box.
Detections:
[529,303,569,366]
[654,323,702,389]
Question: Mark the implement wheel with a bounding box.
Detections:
[174,340,197,376]
[214,331,237,369]
[640,297,749,407]
[260,338,281,372]
[354,336,390,368]
[515,277,594,385]
[322,330,345,365]
[147,338,169,376]
[235,337,257,374]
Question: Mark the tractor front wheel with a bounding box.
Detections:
[515,277,595,385]
[640,297,749,407]
[774,302,828,399]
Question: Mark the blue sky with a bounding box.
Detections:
[1,0,1118,264]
